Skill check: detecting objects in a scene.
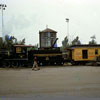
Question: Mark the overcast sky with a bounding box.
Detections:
[0,0,100,46]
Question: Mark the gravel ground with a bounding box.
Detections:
[0,66,100,100]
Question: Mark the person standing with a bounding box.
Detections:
[32,57,40,70]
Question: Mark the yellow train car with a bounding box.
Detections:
[69,45,100,65]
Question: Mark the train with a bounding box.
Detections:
[64,45,100,65]
[1,43,100,67]
[0,38,65,67]
[0,27,100,67]
[0,45,34,67]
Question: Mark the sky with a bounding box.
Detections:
[0,0,100,46]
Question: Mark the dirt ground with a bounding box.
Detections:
[0,66,100,99]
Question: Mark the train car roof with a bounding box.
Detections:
[70,44,100,48]
[13,45,34,48]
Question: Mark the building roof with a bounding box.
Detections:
[40,28,57,33]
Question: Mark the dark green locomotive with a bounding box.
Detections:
[0,45,34,67]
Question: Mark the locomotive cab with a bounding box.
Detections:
[13,45,28,59]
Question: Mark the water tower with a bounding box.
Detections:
[39,28,57,48]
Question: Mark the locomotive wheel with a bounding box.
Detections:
[3,62,10,67]
[56,61,64,65]
[59,62,64,65]
[39,62,43,66]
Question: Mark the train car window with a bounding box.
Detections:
[16,47,21,53]
[95,49,98,55]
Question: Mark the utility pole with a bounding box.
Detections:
[66,18,69,39]
[0,4,7,42]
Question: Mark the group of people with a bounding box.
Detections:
[32,57,40,71]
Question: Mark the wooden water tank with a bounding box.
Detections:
[39,28,57,48]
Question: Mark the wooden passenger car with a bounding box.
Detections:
[69,45,100,65]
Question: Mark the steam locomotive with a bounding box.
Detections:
[0,45,33,67]
[0,39,64,67]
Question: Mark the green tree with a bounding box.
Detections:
[62,36,69,49]
[34,44,38,50]
[1,35,26,50]
[71,36,81,45]
[20,38,25,45]
[89,35,97,45]
[4,35,17,49]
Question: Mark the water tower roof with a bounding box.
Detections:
[40,28,57,33]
